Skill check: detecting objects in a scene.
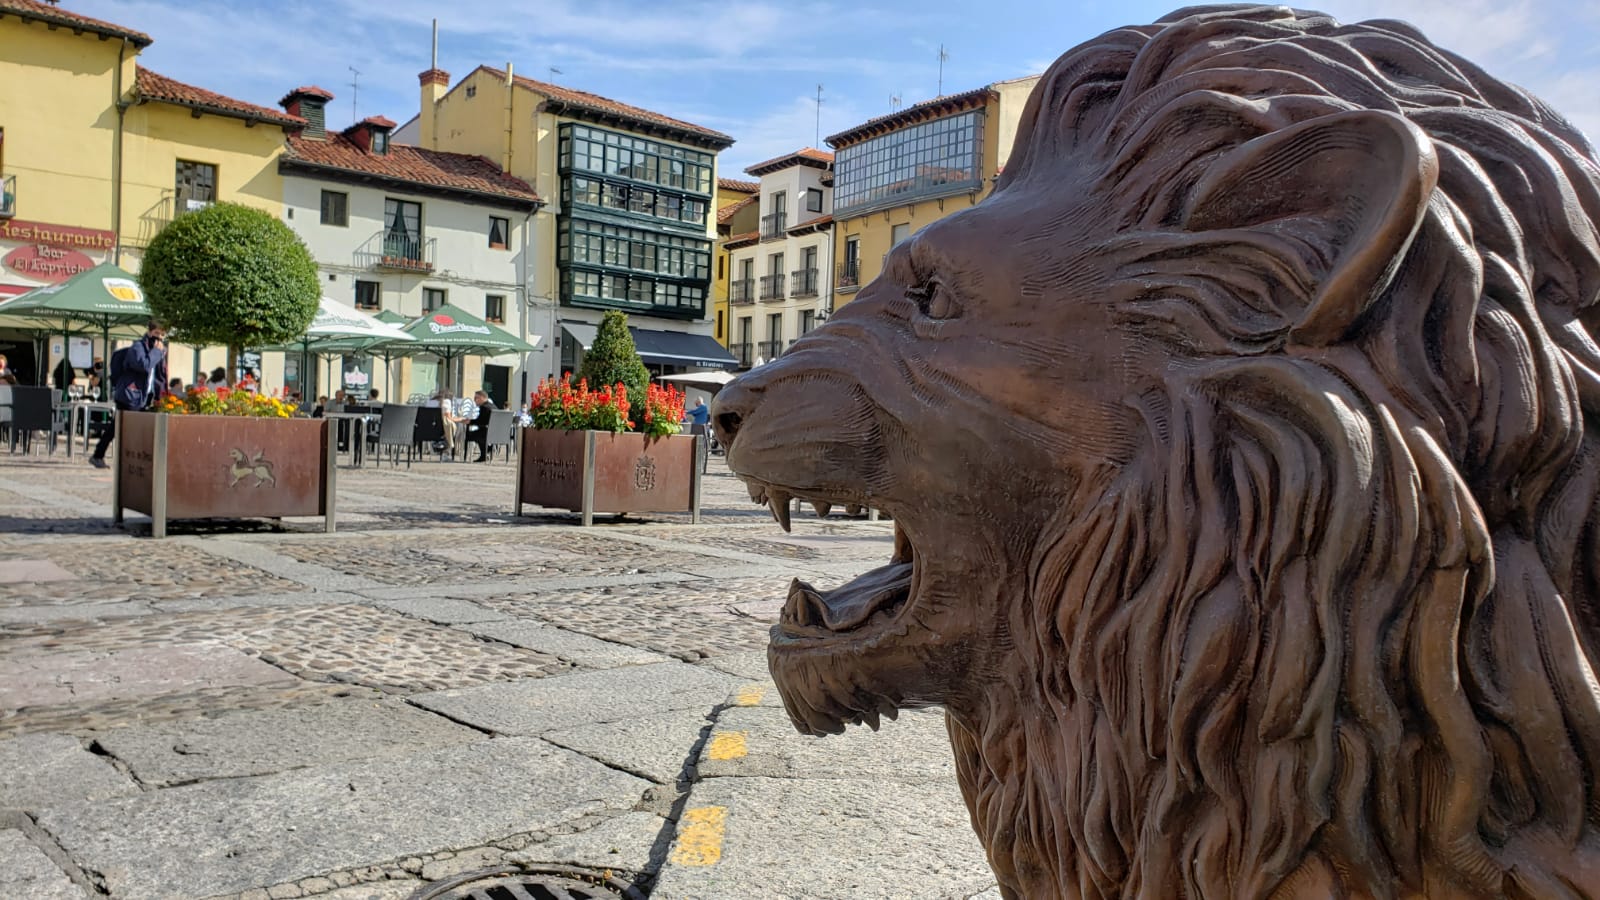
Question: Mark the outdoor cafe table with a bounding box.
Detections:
[322,411,372,467]
[71,401,113,456]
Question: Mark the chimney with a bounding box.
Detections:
[344,116,397,154]
[280,86,334,139]
[418,68,449,151]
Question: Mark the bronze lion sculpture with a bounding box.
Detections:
[713,5,1600,898]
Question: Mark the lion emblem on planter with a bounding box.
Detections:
[227,448,276,488]
[715,7,1600,898]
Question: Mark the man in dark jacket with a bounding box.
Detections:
[467,390,495,462]
[89,320,167,469]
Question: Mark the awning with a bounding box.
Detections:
[560,322,598,351]
[628,326,739,370]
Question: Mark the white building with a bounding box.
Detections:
[724,148,833,368]
[277,87,542,405]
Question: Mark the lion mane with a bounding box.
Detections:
[951,6,1600,898]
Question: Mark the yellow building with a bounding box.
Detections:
[712,177,757,346]
[826,76,1039,307]
[399,65,739,377]
[0,0,298,385]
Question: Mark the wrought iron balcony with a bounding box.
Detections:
[1,174,14,218]
[757,340,785,361]
[836,259,860,291]
[760,212,787,240]
[730,278,755,305]
[357,230,436,273]
[730,342,754,367]
[759,273,786,302]
[791,268,819,298]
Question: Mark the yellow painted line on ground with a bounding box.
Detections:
[707,730,748,760]
[734,684,765,706]
[670,806,727,866]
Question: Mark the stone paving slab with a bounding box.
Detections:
[409,661,739,736]
[506,811,668,876]
[698,651,775,682]
[697,706,957,782]
[459,619,672,669]
[93,699,484,787]
[0,828,88,900]
[651,776,992,900]
[36,737,650,899]
[0,645,299,709]
[0,733,137,811]
[543,707,713,784]
[374,596,509,624]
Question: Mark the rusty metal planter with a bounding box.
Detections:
[113,412,336,538]
[515,429,702,526]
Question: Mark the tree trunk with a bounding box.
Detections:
[227,345,240,386]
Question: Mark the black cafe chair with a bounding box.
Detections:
[374,404,418,468]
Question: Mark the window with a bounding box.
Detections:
[488,216,509,250]
[384,199,422,258]
[740,258,753,281]
[891,223,911,246]
[805,187,823,213]
[175,160,217,213]
[845,236,860,267]
[558,218,713,281]
[557,123,714,196]
[562,174,707,227]
[832,109,984,214]
[801,309,816,333]
[371,130,389,154]
[716,309,725,341]
[485,294,506,324]
[423,288,446,311]
[320,190,348,227]
[768,313,783,343]
[768,252,784,276]
[354,280,380,311]
[717,256,724,280]
[772,191,787,216]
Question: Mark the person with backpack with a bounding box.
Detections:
[89,319,168,469]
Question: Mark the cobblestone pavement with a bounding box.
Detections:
[0,450,994,899]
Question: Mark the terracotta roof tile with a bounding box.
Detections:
[723,230,759,247]
[479,66,733,149]
[355,115,398,130]
[716,194,757,224]
[745,147,833,177]
[280,86,335,105]
[826,86,995,149]
[136,69,304,128]
[281,134,541,208]
[0,0,151,46]
[718,177,759,193]
[788,213,833,232]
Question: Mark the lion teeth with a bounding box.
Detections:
[860,709,881,731]
[747,482,767,505]
[769,493,792,532]
[811,500,832,518]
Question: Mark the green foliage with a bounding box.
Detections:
[577,310,649,422]
[140,202,320,351]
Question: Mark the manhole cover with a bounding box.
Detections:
[409,864,645,900]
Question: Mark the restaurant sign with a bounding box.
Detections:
[0,219,116,252]
[0,218,115,289]
[3,244,95,284]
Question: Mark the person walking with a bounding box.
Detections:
[89,320,168,469]
[466,390,495,462]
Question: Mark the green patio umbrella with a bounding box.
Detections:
[260,299,415,397]
[308,310,414,400]
[0,264,151,387]
[389,304,538,395]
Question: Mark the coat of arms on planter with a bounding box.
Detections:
[228,449,277,488]
[634,455,657,491]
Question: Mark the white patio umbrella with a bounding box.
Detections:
[260,297,415,395]
[657,370,736,391]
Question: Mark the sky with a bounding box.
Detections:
[68,0,1599,174]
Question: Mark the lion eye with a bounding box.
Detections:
[907,280,961,321]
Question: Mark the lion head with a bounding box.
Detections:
[714,5,1600,898]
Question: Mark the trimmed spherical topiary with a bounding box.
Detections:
[577,310,650,422]
[140,202,320,362]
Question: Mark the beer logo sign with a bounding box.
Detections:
[103,277,143,303]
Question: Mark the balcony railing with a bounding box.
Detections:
[836,259,860,291]
[730,342,754,367]
[730,278,755,306]
[791,268,819,298]
[759,273,786,301]
[356,230,436,273]
[757,340,784,361]
[760,212,787,240]
[1,174,16,218]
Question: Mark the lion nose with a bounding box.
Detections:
[711,379,763,451]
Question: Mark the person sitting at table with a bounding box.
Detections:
[312,395,328,418]
[206,367,227,388]
[0,354,17,385]
[52,357,76,391]
[368,388,381,404]
[466,390,496,462]
[169,377,184,394]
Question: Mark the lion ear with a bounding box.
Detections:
[1182,110,1438,346]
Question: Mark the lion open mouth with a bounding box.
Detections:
[745,481,917,642]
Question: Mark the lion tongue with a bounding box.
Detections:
[792,562,913,631]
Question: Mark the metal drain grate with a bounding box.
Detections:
[409,864,645,900]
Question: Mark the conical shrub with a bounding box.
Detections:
[577,310,649,426]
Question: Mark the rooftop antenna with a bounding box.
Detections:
[814,84,824,147]
[549,66,563,81]
[348,66,361,122]
[890,93,902,111]
[937,44,950,96]
[431,18,438,69]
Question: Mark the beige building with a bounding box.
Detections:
[723,149,832,368]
